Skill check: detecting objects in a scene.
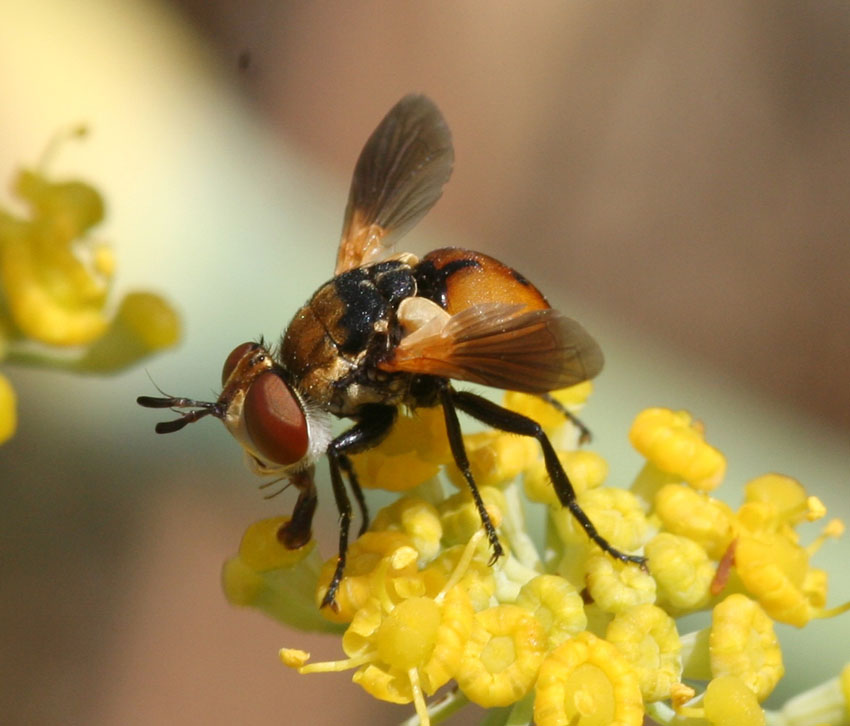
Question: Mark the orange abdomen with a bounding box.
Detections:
[418,248,550,314]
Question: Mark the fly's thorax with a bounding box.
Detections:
[279,260,418,413]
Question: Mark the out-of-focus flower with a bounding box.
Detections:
[0,128,179,442]
[0,371,16,444]
[224,395,849,725]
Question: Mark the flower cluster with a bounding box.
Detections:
[0,128,180,443]
[223,386,850,726]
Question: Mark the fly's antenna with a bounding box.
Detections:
[137,374,223,433]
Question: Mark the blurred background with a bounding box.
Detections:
[1,1,848,724]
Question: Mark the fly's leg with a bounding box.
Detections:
[321,405,397,610]
[338,453,369,536]
[438,381,503,563]
[451,389,647,570]
[277,466,319,549]
[539,392,592,445]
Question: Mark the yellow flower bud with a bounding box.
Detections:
[630,408,726,492]
[445,430,538,489]
[456,604,546,707]
[515,574,587,649]
[370,496,443,563]
[703,675,766,726]
[585,552,657,615]
[351,407,450,492]
[524,449,607,505]
[744,474,808,525]
[554,487,649,554]
[315,531,420,624]
[645,533,714,613]
[0,373,17,444]
[606,603,682,702]
[439,486,506,548]
[709,594,784,702]
[654,483,734,559]
[503,381,592,433]
[534,631,644,726]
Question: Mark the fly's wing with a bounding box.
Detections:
[380,302,604,393]
[335,95,454,275]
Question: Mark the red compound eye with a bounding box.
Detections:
[221,342,258,386]
[243,371,309,466]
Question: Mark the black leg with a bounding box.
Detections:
[451,390,647,570]
[338,453,370,536]
[277,466,318,549]
[539,393,592,445]
[438,382,504,564]
[321,405,397,610]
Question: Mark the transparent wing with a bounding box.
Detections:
[335,94,454,274]
[381,302,604,393]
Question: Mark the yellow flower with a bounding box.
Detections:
[703,675,766,726]
[455,603,546,707]
[350,407,451,492]
[653,483,735,559]
[534,631,644,726]
[0,160,109,346]
[227,399,849,724]
[584,552,657,615]
[743,473,811,525]
[423,543,497,612]
[438,485,506,549]
[445,429,538,490]
[345,586,473,709]
[605,603,682,702]
[369,495,443,563]
[0,129,180,443]
[524,449,608,506]
[503,381,593,437]
[733,492,849,627]
[70,291,179,372]
[282,534,483,726]
[0,372,16,444]
[221,516,336,634]
[630,407,726,495]
[645,532,714,613]
[314,531,423,624]
[515,574,587,649]
[553,487,649,555]
[709,594,784,702]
